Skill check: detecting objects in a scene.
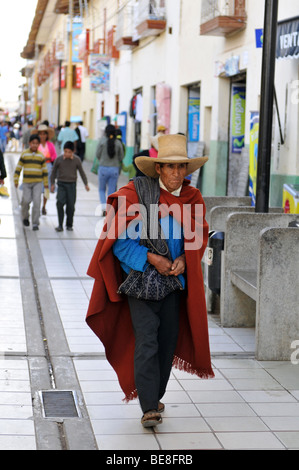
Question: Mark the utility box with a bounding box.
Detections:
[208,231,224,296]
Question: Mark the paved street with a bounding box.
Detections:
[0,151,299,451]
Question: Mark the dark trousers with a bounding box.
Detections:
[56,181,76,228]
[127,291,181,414]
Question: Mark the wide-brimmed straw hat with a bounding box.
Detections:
[135,134,208,178]
[32,124,55,140]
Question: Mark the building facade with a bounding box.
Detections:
[21,0,299,207]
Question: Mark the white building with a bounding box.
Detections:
[21,0,299,207]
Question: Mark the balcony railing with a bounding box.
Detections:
[200,0,246,36]
[116,1,139,50]
[134,0,166,40]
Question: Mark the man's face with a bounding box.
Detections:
[29,139,40,152]
[63,148,74,159]
[155,163,188,192]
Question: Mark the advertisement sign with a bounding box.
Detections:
[89,54,110,93]
[230,84,246,154]
[249,111,259,206]
[255,29,263,48]
[188,97,200,142]
[276,17,299,60]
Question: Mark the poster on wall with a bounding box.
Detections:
[249,111,259,206]
[89,54,110,93]
[188,96,200,142]
[230,84,246,153]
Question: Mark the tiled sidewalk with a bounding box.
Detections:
[0,152,299,450]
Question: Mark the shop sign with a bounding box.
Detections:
[230,84,246,154]
[276,17,299,59]
[188,97,200,142]
[249,111,259,206]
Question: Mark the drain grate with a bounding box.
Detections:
[39,390,81,418]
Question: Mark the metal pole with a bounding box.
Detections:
[255,0,279,213]
[66,0,73,121]
[58,60,62,126]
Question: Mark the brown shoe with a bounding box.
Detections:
[141,410,162,428]
[158,402,165,413]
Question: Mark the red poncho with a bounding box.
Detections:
[86,179,214,401]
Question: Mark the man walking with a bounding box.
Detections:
[86,134,214,428]
[57,121,79,153]
[51,141,90,232]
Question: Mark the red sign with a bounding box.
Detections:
[75,66,82,88]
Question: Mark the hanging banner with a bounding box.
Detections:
[89,54,110,93]
[230,84,246,154]
[249,111,259,206]
[72,21,83,63]
[276,17,299,59]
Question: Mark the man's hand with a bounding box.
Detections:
[147,252,172,276]
[169,254,186,277]
[85,184,90,191]
[51,184,55,193]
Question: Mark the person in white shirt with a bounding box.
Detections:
[75,121,89,161]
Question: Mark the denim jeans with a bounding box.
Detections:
[98,165,119,206]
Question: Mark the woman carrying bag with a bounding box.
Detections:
[96,124,124,217]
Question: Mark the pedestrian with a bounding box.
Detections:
[34,124,57,215]
[14,134,48,231]
[0,148,8,197]
[0,148,6,181]
[96,124,124,216]
[57,121,79,153]
[0,121,8,153]
[22,120,34,150]
[50,141,90,232]
[75,121,89,161]
[132,131,159,177]
[86,134,214,428]
[11,123,21,152]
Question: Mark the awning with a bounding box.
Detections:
[276,16,299,60]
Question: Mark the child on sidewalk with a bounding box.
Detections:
[14,134,49,230]
[50,141,90,232]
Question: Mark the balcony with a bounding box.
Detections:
[134,0,166,40]
[200,0,246,37]
[115,2,139,50]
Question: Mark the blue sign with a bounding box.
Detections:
[188,97,200,142]
[255,29,263,48]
